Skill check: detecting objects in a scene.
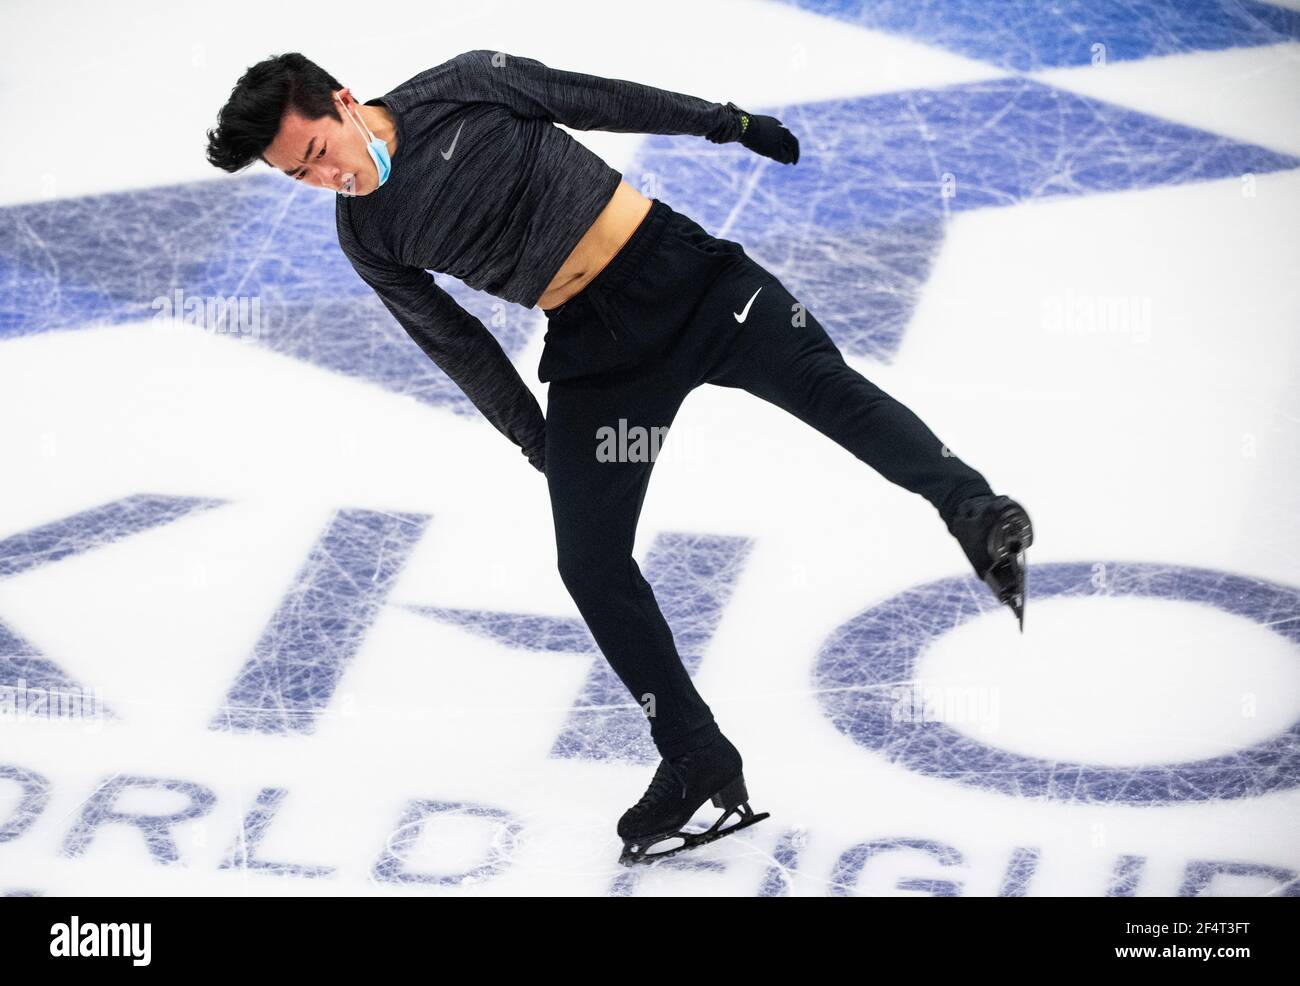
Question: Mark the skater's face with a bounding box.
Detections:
[262,88,387,196]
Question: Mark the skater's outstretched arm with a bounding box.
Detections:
[337,212,547,474]
[409,49,799,162]
[420,49,739,141]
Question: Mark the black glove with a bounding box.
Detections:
[726,101,799,165]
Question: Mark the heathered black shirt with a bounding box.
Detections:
[335,49,745,471]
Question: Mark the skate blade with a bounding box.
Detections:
[982,546,1028,633]
[973,500,1031,632]
[618,804,771,867]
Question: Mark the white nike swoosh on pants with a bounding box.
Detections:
[734,286,763,323]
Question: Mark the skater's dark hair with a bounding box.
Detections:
[206,52,344,173]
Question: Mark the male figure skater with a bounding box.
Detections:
[207,49,1033,865]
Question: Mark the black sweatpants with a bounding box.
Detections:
[538,198,993,760]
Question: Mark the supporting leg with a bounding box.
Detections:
[544,366,722,760]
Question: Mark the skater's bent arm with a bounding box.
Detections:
[339,238,547,472]
[443,49,744,143]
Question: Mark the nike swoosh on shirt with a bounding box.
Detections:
[441,121,466,160]
[734,286,763,323]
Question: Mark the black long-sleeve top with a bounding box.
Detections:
[334,49,745,471]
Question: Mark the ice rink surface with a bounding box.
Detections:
[1,0,1298,895]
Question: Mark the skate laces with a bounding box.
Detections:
[632,758,688,812]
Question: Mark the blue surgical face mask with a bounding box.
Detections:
[336,94,391,195]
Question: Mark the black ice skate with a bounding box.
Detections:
[947,493,1034,631]
[617,733,770,866]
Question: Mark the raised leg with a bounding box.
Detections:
[700,266,993,526]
